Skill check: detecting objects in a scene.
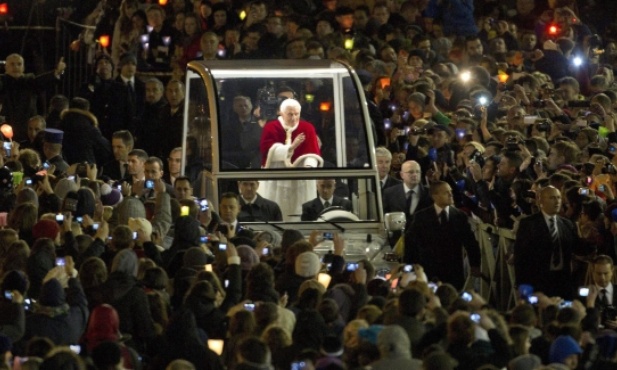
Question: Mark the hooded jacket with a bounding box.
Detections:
[24,277,89,345]
[100,249,155,351]
[59,108,111,166]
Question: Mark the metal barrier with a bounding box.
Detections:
[468,219,518,311]
[55,17,95,98]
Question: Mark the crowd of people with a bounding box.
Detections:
[1,0,617,369]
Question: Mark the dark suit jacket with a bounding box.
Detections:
[404,205,481,290]
[381,175,402,191]
[238,194,283,222]
[301,196,353,221]
[99,77,145,140]
[513,212,579,299]
[100,160,130,182]
[382,183,432,225]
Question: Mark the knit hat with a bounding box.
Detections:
[2,270,29,295]
[117,197,146,225]
[32,220,60,241]
[183,247,211,268]
[100,183,123,207]
[39,278,66,307]
[111,249,139,277]
[549,335,582,364]
[236,245,260,271]
[0,334,11,353]
[128,217,152,238]
[295,251,321,278]
[509,354,542,370]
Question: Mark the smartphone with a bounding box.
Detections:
[67,175,75,182]
[25,178,33,186]
[92,223,100,231]
[579,287,590,297]
[560,300,573,308]
[3,142,10,157]
[132,231,137,240]
[219,243,227,251]
[69,345,81,354]
[263,247,269,255]
[579,188,590,196]
[470,313,481,323]
[346,262,359,271]
[42,162,50,170]
[145,179,154,189]
[55,214,64,224]
[403,264,414,273]
[428,282,438,292]
[4,291,12,300]
[24,298,34,311]
[180,206,189,216]
[55,257,66,267]
[224,279,229,288]
[455,128,466,139]
[323,232,333,240]
[528,295,538,304]
[244,303,255,311]
[461,291,473,302]
[383,118,392,130]
[199,199,209,212]
[291,361,307,370]
[599,184,607,192]
[610,146,616,153]
[200,236,208,244]
[75,216,83,223]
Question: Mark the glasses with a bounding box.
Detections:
[168,158,181,162]
[401,170,421,174]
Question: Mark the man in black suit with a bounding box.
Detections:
[581,255,617,328]
[101,130,133,182]
[301,179,352,221]
[382,160,432,226]
[376,146,401,190]
[514,186,580,299]
[98,53,145,140]
[237,180,283,222]
[405,181,481,290]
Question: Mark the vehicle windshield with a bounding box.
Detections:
[183,60,383,224]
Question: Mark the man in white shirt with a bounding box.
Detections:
[219,193,242,235]
[583,255,616,328]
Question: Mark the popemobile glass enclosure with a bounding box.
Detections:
[182,60,393,260]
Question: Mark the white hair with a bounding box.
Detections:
[279,98,301,113]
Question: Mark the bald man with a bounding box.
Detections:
[514,186,581,299]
